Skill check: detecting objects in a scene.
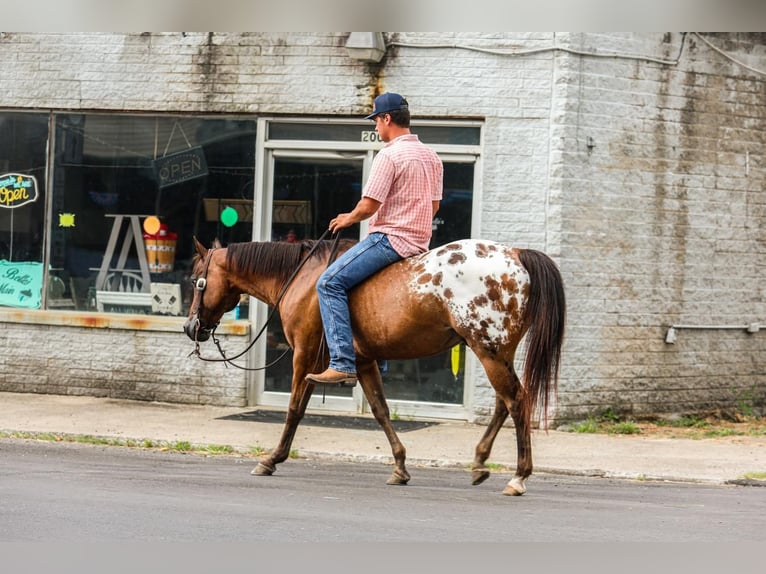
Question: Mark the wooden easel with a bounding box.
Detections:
[94,215,152,293]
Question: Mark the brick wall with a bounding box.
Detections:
[550,32,766,420]
[0,32,373,114]
[0,313,248,406]
[0,32,763,420]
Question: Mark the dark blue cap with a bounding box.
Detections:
[364,92,409,119]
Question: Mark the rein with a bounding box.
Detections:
[190,230,341,370]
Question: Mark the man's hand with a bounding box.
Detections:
[329,213,355,232]
[328,197,381,232]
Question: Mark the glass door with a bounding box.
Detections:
[380,160,476,418]
[258,151,366,412]
[251,134,479,420]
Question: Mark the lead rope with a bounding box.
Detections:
[192,230,341,371]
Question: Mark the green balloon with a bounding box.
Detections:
[220,206,238,227]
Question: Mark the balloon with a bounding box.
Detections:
[220,206,238,227]
[143,215,161,235]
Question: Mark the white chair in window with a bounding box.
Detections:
[96,271,153,312]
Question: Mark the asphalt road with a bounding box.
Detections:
[1,439,764,543]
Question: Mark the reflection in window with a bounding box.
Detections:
[264,157,364,397]
[49,114,256,315]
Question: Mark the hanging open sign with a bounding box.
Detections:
[0,173,38,209]
[153,146,208,189]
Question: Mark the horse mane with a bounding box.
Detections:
[224,239,356,283]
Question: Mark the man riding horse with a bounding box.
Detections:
[306,92,444,386]
[184,94,566,496]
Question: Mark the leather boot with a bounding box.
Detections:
[305,368,357,386]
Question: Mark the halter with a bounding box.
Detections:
[190,229,341,371]
[189,246,216,326]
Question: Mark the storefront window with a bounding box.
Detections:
[0,112,49,309]
[48,113,256,315]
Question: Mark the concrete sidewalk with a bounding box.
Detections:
[2,391,765,485]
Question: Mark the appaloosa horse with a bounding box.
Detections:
[184,237,565,496]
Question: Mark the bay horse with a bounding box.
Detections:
[183,237,566,496]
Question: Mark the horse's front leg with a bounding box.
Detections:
[356,361,410,485]
[251,350,315,477]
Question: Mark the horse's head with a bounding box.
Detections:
[183,237,242,342]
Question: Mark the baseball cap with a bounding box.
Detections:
[364,92,409,119]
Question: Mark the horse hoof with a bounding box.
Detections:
[386,469,410,485]
[471,468,491,486]
[502,477,526,496]
[251,461,276,476]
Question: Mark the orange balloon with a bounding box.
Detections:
[143,216,161,235]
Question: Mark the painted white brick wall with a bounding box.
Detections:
[0,32,763,420]
[551,32,766,420]
[1,319,248,406]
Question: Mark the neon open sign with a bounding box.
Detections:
[0,173,38,209]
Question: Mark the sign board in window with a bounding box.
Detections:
[153,147,208,189]
[0,260,42,308]
[0,173,38,208]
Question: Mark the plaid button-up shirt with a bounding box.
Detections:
[364,134,443,257]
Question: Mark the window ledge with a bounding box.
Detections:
[0,308,250,336]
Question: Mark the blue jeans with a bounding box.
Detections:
[316,232,402,374]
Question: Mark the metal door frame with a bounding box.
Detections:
[252,147,371,413]
[247,117,483,420]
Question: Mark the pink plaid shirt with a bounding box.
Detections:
[364,134,443,257]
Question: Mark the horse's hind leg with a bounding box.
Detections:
[356,361,410,485]
[503,375,533,496]
[475,354,532,496]
[471,393,509,486]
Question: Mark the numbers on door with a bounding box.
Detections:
[361,130,383,143]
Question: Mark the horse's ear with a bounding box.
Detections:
[212,237,223,249]
[193,236,208,259]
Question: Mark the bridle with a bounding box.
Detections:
[189,246,217,340]
[189,230,342,370]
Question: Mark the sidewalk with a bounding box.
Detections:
[2,391,765,485]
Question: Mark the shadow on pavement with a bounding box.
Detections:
[217,409,439,433]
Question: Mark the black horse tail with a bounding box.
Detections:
[517,249,566,428]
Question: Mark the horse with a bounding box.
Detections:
[183,237,566,496]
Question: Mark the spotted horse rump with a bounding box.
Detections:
[407,240,530,351]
